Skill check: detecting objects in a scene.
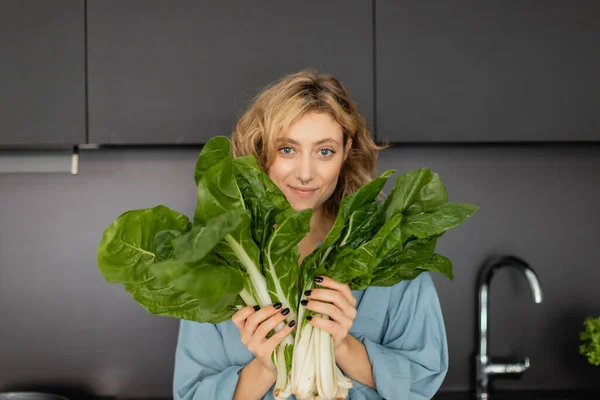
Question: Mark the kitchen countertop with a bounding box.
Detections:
[433,390,600,400]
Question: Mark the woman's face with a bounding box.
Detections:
[268,112,351,214]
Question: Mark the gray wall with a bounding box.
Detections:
[1,143,599,398]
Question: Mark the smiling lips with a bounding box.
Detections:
[289,185,317,198]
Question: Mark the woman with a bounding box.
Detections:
[173,70,448,399]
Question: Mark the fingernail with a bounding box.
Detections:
[281,308,290,316]
[253,305,260,311]
[314,276,323,283]
[273,302,282,309]
[301,299,308,306]
[306,316,313,321]
[288,320,296,328]
[304,290,312,296]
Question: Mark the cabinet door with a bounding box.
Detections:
[0,1,85,146]
[87,0,373,145]
[376,1,600,143]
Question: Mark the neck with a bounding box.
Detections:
[307,206,334,243]
[296,206,334,266]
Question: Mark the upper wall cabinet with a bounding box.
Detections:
[376,1,600,143]
[0,1,85,147]
[87,0,373,145]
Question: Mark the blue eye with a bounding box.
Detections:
[279,146,294,155]
[319,148,335,157]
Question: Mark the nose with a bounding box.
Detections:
[295,153,316,184]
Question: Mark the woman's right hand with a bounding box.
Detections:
[232,303,296,372]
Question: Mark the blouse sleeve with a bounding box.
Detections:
[172,319,244,400]
[354,272,449,400]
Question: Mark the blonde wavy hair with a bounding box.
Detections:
[231,69,390,219]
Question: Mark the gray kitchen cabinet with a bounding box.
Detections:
[376,1,600,143]
[87,0,373,145]
[0,0,86,147]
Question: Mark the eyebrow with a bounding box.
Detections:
[276,138,340,146]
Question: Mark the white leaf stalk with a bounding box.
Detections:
[315,316,336,399]
[225,234,271,307]
[222,220,355,399]
[291,312,353,400]
[273,343,294,400]
[336,364,353,391]
[224,234,295,398]
[293,322,317,399]
[238,287,255,306]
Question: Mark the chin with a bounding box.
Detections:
[289,203,313,212]
[288,200,317,213]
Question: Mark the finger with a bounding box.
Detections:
[252,307,291,345]
[314,276,356,306]
[263,319,297,353]
[303,288,356,319]
[241,303,282,344]
[232,305,260,329]
[307,315,336,336]
[303,300,352,330]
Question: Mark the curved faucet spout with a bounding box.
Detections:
[477,255,543,357]
[523,268,543,304]
[475,255,543,399]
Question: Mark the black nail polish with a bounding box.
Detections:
[253,305,260,311]
[301,299,308,306]
[281,308,290,316]
[306,316,313,321]
[273,302,282,309]
[314,276,323,283]
[304,290,312,296]
[288,320,296,328]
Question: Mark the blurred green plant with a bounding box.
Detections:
[580,316,600,366]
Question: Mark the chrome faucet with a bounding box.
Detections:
[475,255,543,399]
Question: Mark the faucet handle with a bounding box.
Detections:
[485,357,530,375]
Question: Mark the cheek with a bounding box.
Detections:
[266,160,279,180]
[267,159,289,182]
[322,161,344,187]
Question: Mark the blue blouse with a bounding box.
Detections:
[172,271,448,399]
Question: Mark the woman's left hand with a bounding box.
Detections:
[302,276,357,349]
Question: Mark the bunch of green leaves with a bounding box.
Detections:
[298,167,479,325]
[290,167,477,399]
[580,316,600,366]
[97,136,311,324]
[97,135,478,328]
